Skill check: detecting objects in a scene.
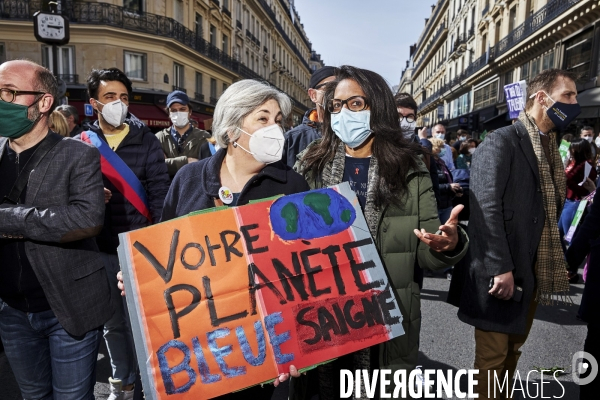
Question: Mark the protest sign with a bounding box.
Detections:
[504,80,527,119]
[117,183,405,400]
[559,140,571,168]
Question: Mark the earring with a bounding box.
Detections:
[232,142,238,148]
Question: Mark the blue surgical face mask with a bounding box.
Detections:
[330,107,372,149]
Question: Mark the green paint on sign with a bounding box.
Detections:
[303,193,333,225]
[341,209,352,223]
[281,202,299,233]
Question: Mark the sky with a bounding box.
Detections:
[293,0,435,88]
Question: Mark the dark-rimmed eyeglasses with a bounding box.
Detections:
[327,96,368,114]
[0,88,47,103]
[399,114,415,123]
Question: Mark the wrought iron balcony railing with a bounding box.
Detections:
[172,85,186,93]
[494,0,582,59]
[0,0,309,113]
[194,92,204,102]
[209,96,218,105]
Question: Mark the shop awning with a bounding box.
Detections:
[482,112,510,130]
[128,104,170,129]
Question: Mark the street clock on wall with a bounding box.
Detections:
[33,11,70,45]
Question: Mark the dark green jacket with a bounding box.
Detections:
[294,140,469,386]
[155,126,210,178]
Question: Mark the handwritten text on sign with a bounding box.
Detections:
[118,184,404,400]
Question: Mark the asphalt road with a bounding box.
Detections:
[0,270,588,400]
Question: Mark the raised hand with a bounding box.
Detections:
[413,204,463,252]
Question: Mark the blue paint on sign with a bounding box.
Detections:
[269,188,356,241]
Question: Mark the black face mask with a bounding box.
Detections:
[536,91,581,131]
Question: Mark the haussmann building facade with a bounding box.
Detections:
[400,0,600,137]
[0,0,317,130]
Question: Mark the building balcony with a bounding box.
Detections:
[236,19,242,30]
[172,86,186,93]
[209,96,218,105]
[413,22,447,74]
[493,0,582,60]
[222,7,231,18]
[263,46,268,54]
[210,0,220,7]
[194,92,204,102]
[0,0,310,113]
[57,74,79,84]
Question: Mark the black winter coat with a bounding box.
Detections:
[434,157,455,209]
[567,189,600,323]
[453,122,545,335]
[78,114,170,253]
[162,148,310,220]
[282,109,321,168]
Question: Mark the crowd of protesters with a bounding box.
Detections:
[0,59,596,400]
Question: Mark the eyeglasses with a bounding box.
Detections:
[0,88,46,103]
[327,96,368,114]
[399,114,415,123]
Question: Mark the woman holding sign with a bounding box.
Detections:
[293,65,469,399]
[118,80,308,398]
[559,138,596,249]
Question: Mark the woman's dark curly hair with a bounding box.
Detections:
[300,65,424,208]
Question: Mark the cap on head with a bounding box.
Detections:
[309,66,337,89]
[167,90,190,107]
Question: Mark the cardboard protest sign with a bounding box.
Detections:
[118,183,404,400]
[504,80,527,119]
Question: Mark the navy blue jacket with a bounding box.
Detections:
[567,189,600,323]
[282,109,321,168]
[78,114,170,253]
[162,148,310,220]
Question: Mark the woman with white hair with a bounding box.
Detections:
[156,79,307,398]
[161,79,309,218]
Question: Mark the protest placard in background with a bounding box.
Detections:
[504,80,528,119]
[118,183,405,400]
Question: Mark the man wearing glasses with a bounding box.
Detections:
[282,66,338,168]
[0,60,114,399]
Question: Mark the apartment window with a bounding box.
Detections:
[195,13,203,37]
[42,45,75,76]
[124,51,146,80]
[236,0,242,21]
[529,57,541,78]
[174,0,183,22]
[222,83,228,94]
[542,51,555,71]
[173,63,184,89]
[494,20,502,45]
[508,7,517,33]
[0,43,5,64]
[210,78,217,98]
[195,72,203,95]
[210,25,217,47]
[222,0,229,10]
[564,29,594,82]
[520,62,529,80]
[222,34,229,55]
[473,80,498,110]
[123,0,143,13]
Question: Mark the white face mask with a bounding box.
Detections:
[170,111,190,128]
[468,147,476,154]
[235,124,284,164]
[583,136,593,143]
[595,137,600,148]
[400,119,416,139]
[435,133,445,140]
[96,99,128,128]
